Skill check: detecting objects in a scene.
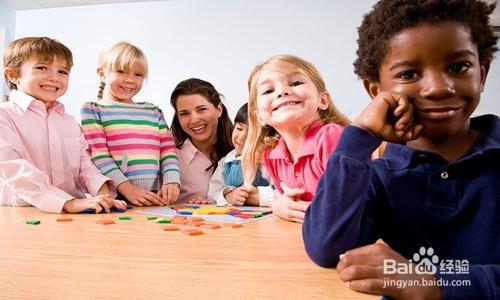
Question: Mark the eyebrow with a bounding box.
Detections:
[178,105,207,112]
[389,49,478,71]
[257,71,304,88]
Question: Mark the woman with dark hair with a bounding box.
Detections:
[170,78,234,203]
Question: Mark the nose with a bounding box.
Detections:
[124,75,134,83]
[47,70,59,82]
[420,71,455,100]
[276,83,291,98]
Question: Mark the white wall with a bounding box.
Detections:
[15,0,500,123]
[0,0,16,96]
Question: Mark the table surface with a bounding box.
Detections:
[0,207,377,300]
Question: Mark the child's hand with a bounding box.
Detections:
[273,182,310,223]
[242,185,260,206]
[225,187,250,206]
[63,194,127,213]
[353,91,423,143]
[337,241,442,300]
[187,196,214,204]
[158,183,180,205]
[118,181,163,207]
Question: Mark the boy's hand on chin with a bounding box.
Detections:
[353,91,423,143]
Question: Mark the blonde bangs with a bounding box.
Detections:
[100,42,148,77]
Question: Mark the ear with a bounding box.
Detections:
[479,62,490,92]
[318,91,331,110]
[216,103,223,118]
[4,68,18,85]
[96,67,105,81]
[363,79,380,99]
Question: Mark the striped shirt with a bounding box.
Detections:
[81,100,180,191]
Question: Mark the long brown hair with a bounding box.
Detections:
[170,78,234,169]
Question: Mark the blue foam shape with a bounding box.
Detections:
[81,206,128,214]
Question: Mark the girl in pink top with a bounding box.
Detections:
[242,55,350,223]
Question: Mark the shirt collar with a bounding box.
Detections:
[225,149,240,162]
[179,138,208,165]
[9,90,65,114]
[268,120,324,160]
[383,114,500,170]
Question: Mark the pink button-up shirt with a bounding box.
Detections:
[176,139,214,203]
[262,121,343,201]
[0,90,110,213]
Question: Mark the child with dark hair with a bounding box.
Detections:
[303,0,499,299]
[208,103,273,206]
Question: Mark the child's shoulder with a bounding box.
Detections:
[313,122,344,142]
[220,149,238,163]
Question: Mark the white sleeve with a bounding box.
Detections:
[257,186,275,207]
[207,157,229,206]
[257,165,275,207]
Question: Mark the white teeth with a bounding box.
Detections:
[41,85,57,91]
[121,87,134,92]
[275,101,299,111]
[192,125,206,131]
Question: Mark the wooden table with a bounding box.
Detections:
[0,207,377,300]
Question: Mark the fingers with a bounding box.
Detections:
[346,278,386,296]
[338,264,384,282]
[280,182,305,198]
[144,191,163,206]
[289,199,310,212]
[162,184,180,205]
[112,199,128,210]
[187,197,212,204]
[228,194,246,206]
[273,195,309,223]
[287,201,310,223]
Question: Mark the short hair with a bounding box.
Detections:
[354,0,499,82]
[234,103,249,125]
[3,37,73,90]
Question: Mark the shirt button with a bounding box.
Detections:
[440,171,449,179]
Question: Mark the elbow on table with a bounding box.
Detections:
[302,226,341,268]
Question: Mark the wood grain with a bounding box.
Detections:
[0,207,377,300]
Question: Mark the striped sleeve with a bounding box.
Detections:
[80,101,128,186]
[158,108,180,185]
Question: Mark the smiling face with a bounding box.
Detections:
[232,122,249,155]
[254,62,329,133]
[176,93,222,147]
[99,63,145,103]
[7,55,70,109]
[374,21,487,143]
